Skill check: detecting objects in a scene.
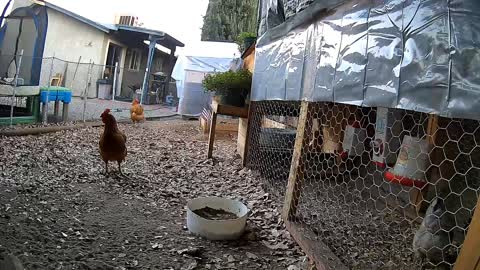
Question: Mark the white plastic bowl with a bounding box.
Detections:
[186,197,249,240]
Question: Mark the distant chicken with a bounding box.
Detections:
[130,99,145,123]
[99,109,127,174]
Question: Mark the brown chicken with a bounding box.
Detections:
[130,99,145,123]
[99,109,127,174]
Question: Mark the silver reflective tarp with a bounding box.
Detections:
[253,0,480,120]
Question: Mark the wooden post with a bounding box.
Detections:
[54,101,60,119]
[207,110,218,159]
[62,103,69,122]
[207,101,248,159]
[242,102,255,167]
[282,101,314,220]
[453,198,480,270]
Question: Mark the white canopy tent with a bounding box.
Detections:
[172,42,240,116]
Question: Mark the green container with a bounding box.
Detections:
[215,90,246,107]
[243,37,256,51]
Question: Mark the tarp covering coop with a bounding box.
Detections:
[254,0,480,121]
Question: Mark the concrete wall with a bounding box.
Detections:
[39,8,109,97]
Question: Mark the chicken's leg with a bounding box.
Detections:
[104,161,109,175]
[118,161,124,175]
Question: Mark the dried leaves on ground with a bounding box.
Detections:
[0,119,305,269]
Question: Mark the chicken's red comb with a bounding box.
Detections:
[101,109,111,118]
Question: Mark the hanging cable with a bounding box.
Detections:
[0,0,13,26]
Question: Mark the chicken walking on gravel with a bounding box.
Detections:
[99,109,127,175]
[130,99,145,123]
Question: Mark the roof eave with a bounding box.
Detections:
[43,2,110,33]
[116,25,184,48]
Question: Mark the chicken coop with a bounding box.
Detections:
[245,0,480,269]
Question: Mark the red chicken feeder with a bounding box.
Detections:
[384,171,428,189]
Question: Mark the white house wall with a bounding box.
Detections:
[39,8,109,97]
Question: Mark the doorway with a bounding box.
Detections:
[104,42,123,98]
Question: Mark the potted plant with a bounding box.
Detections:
[202,69,252,107]
[236,32,257,52]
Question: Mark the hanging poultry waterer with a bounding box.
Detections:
[384,135,430,188]
[372,107,403,167]
[340,121,367,159]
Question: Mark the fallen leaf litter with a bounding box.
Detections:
[0,119,306,269]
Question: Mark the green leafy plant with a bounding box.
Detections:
[202,69,252,96]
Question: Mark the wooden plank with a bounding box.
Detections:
[285,221,348,270]
[412,114,440,215]
[242,101,256,167]
[207,111,218,159]
[454,198,480,270]
[283,101,314,220]
[242,101,260,167]
[213,101,249,118]
[262,117,288,129]
[207,100,248,159]
[237,118,248,160]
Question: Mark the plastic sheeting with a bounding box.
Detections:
[172,56,235,116]
[0,5,48,86]
[253,0,480,120]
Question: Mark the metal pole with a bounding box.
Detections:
[69,56,82,89]
[43,53,55,125]
[141,37,158,105]
[165,46,176,97]
[9,49,24,127]
[82,60,93,123]
[112,61,118,101]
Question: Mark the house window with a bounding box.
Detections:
[127,49,141,71]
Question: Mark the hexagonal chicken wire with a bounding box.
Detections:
[246,101,480,270]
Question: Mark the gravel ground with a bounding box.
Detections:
[0,119,305,270]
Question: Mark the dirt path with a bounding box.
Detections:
[0,119,304,270]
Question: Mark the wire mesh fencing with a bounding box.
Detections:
[0,54,152,123]
[246,101,480,269]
